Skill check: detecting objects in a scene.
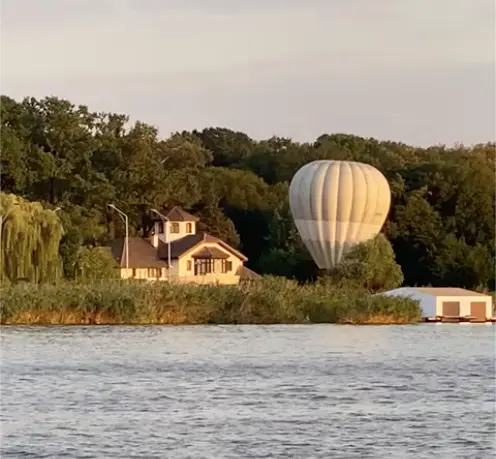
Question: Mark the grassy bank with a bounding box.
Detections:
[0,277,421,325]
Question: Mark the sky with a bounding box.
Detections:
[1,0,495,146]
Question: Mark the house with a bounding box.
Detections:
[379,287,493,321]
[110,206,260,285]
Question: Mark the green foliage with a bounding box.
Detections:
[74,246,119,281]
[433,234,495,290]
[257,208,318,281]
[0,193,64,283]
[195,204,240,248]
[0,277,421,325]
[1,94,494,290]
[389,187,445,286]
[325,234,404,293]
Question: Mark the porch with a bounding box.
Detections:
[191,247,233,276]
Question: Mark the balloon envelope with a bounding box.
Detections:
[288,160,391,270]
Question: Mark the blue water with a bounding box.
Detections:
[1,324,495,458]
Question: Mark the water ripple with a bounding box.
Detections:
[1,324,495,458]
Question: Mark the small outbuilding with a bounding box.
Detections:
[380,287,494,321]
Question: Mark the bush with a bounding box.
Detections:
[74,246,119,281]
[0,276,421,325]
[325,234,404,293]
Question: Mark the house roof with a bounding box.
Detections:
[406,287,490,297]
[158,232,248,262]
[152,206,199,222]
[112,232,248,268]
[236,265,262,281]
[111,237,169,269]
[191,246,230,259]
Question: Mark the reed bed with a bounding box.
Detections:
[0,277,421,325]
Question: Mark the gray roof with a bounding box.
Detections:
[152,206,199,222]
[158,232,248,261]
[192,246,230,259]
[111,238,169,269]
[112,232,248,268]
[411,287,490,297]
[236,265,262,281]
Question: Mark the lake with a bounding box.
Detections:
[1,324,494,458]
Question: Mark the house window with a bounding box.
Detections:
[186,223,193,234]
[194,259,214,275]
[147,268,161,278]
[220,260,233,273]
[170,222,180,234]
[187,260,192,271]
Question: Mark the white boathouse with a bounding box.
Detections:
[380,287,493,321]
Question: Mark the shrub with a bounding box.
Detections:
[0,276,421,325]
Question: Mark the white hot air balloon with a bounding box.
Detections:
[288,160,391,270]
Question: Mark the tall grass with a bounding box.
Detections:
[0,277,421,325]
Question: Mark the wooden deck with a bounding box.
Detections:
[422,316,496,323]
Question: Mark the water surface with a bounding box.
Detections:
[1,324,495,458]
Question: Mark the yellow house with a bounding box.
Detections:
[110,206,259,285]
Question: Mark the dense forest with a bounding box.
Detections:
[1,95,494,290]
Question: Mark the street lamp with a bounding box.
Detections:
[107,204,129,269]
[150,208,171,280]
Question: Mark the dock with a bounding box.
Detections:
[422,316,496,323]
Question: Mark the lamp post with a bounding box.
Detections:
[108,204,129,269]
[150,208,171,280]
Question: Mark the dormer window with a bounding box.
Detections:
[186,223,192,234]
[170,222,180,234]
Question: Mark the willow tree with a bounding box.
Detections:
[0,193,64,283]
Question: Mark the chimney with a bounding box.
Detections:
[152,233,158,248]
[151,221,159,248]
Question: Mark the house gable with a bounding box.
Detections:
[176,240,244,280]
[178,237,248,263]
[158,232,248,262]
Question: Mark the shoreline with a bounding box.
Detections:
[0,317,419,326]
[0,310,418,326]
[3,320,493,326]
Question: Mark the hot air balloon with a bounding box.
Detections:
[288,160,391,270]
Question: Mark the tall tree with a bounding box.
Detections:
[0,193,64,283]
[1,94,494,289]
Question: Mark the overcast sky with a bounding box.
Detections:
[1,0,495,146]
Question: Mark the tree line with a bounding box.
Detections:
[1,95,494,290]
